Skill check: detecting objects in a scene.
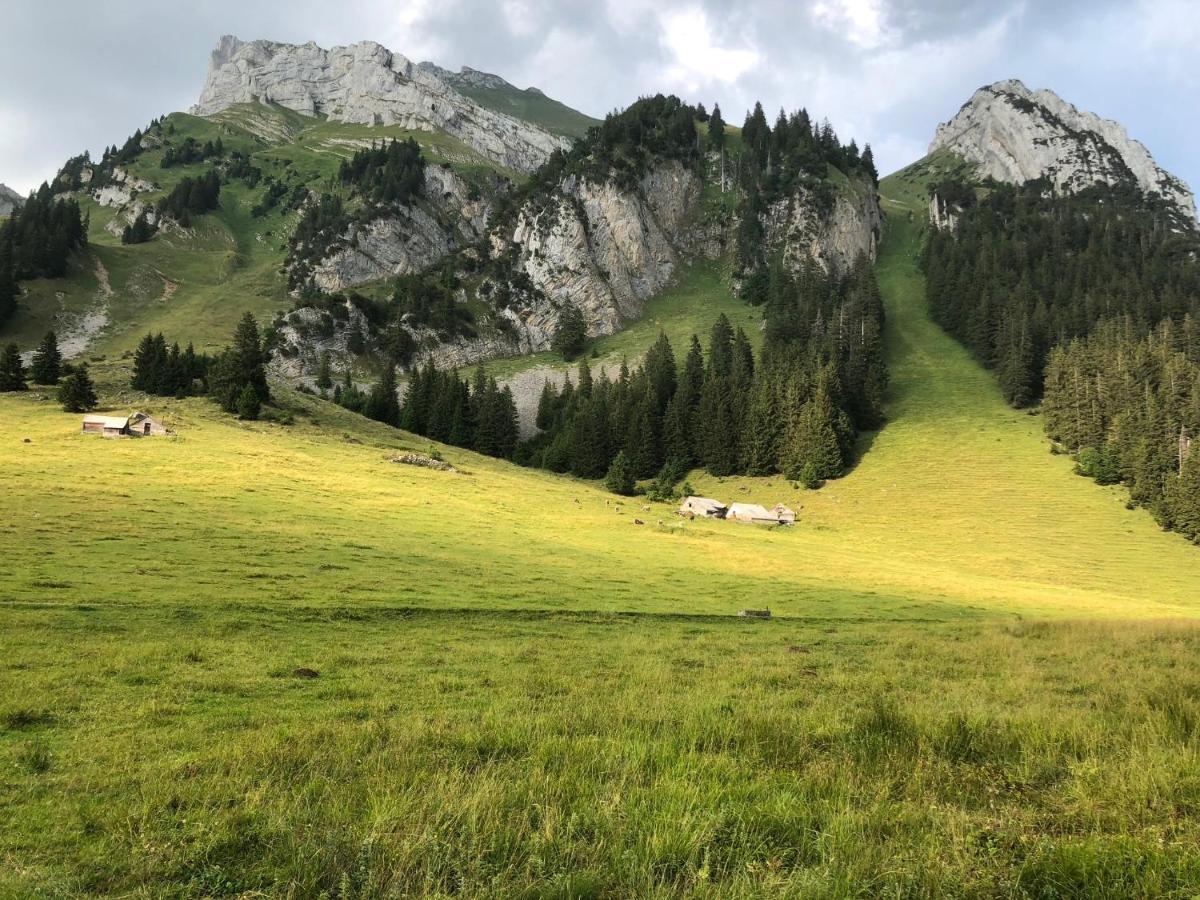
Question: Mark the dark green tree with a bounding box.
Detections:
[235,383,261,420]
[0,343,27,391]
[315,351,333,392]
[552,305,588,360]
[605,450,637,496]
[57,363,97,412]
[364,364,401,427]
[30,331,62,385]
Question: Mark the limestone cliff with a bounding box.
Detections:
[192,36,569,174]
[931,79,1196,225]
[763,177,881,274]
[302,165,496,293]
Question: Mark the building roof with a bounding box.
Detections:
[772,504,796,516]
[727,503,776,520]
[682,496,727,512]
[83,415,130,429]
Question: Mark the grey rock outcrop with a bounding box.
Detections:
[305,165,494,293]
[763,176,881,274]
[480,160,701,356]
[931,79,1196,225]
[0,183,21,216]
[192,36,569,174]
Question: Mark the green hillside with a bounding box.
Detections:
[4,154,1200,895]
[449,79,600,139]
[4,105,507,359]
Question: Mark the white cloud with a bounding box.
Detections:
[657,7,761,91]
[812,0,890,48]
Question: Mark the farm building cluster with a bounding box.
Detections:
[81,412,169,438]
[679,496,796,526]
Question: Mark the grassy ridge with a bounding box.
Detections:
[4,160,1200,895]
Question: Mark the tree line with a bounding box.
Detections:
[0,187,88,326]
[924,179,1200,541]
[335,360,520,459]
[364,252,884,493]
[129,314,270,419]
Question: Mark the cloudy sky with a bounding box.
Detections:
[2,0,1197,195]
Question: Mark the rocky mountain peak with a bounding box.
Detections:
[191,36,569,174]
[931,79,1196,225]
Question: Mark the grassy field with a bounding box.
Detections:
[4,162,1200,896]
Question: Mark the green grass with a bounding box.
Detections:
[450,81,599,139]
[4,158,1200,895]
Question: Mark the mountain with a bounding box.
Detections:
[193,36,572,174]
[417,63,599,139]
[0,183,21,216]
[929,79,1196,225]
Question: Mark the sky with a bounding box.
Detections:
[1,0,1197,196]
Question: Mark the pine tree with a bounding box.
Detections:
[235,383,261,420]
[0,226,16,326]
[364,364,401,427]
[1168,448,1200,542]
[707,104,726,153]
[740,377,782,475]
[57,363,97,412]
[605,450,636,496]
[781,384,843,484]
[0,343,27,391]
[315,351,333,392]
[231,312,270,404]
[30,331,61,385]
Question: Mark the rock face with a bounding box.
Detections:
[306,165,494,293]
[0,183,21,216]
[931,79,1196,225]
[192,36,569,174]
[493,161,700,352]
[763,177,881,274]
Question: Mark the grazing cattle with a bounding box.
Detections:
[633,519,644,525]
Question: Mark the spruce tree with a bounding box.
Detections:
[57,363,97,412]
[30,331,62,385]
[707,104,726,153]
[364,364,401,427]
[0,343,27,391]
[781,385,844,484]
[315,351,333,392]
[235,383,261,420]
[1168,449,1200,542]
[605,450,636,496]
[0,226,16,326]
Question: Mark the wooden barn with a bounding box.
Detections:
[81,415,133,438]
[679,496,728,519]
[127,412,168,436]
[81,412,169,438]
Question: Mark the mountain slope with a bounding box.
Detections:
[688,154,1200,602]
[931,79,1196,225]
[419,63,599,139]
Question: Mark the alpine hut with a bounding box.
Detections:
[679,496,728,519]
[726,502,780,525]
[81,414,131,437]
[772,504,797,525]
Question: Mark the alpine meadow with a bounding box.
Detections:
[2,12,1200,899]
